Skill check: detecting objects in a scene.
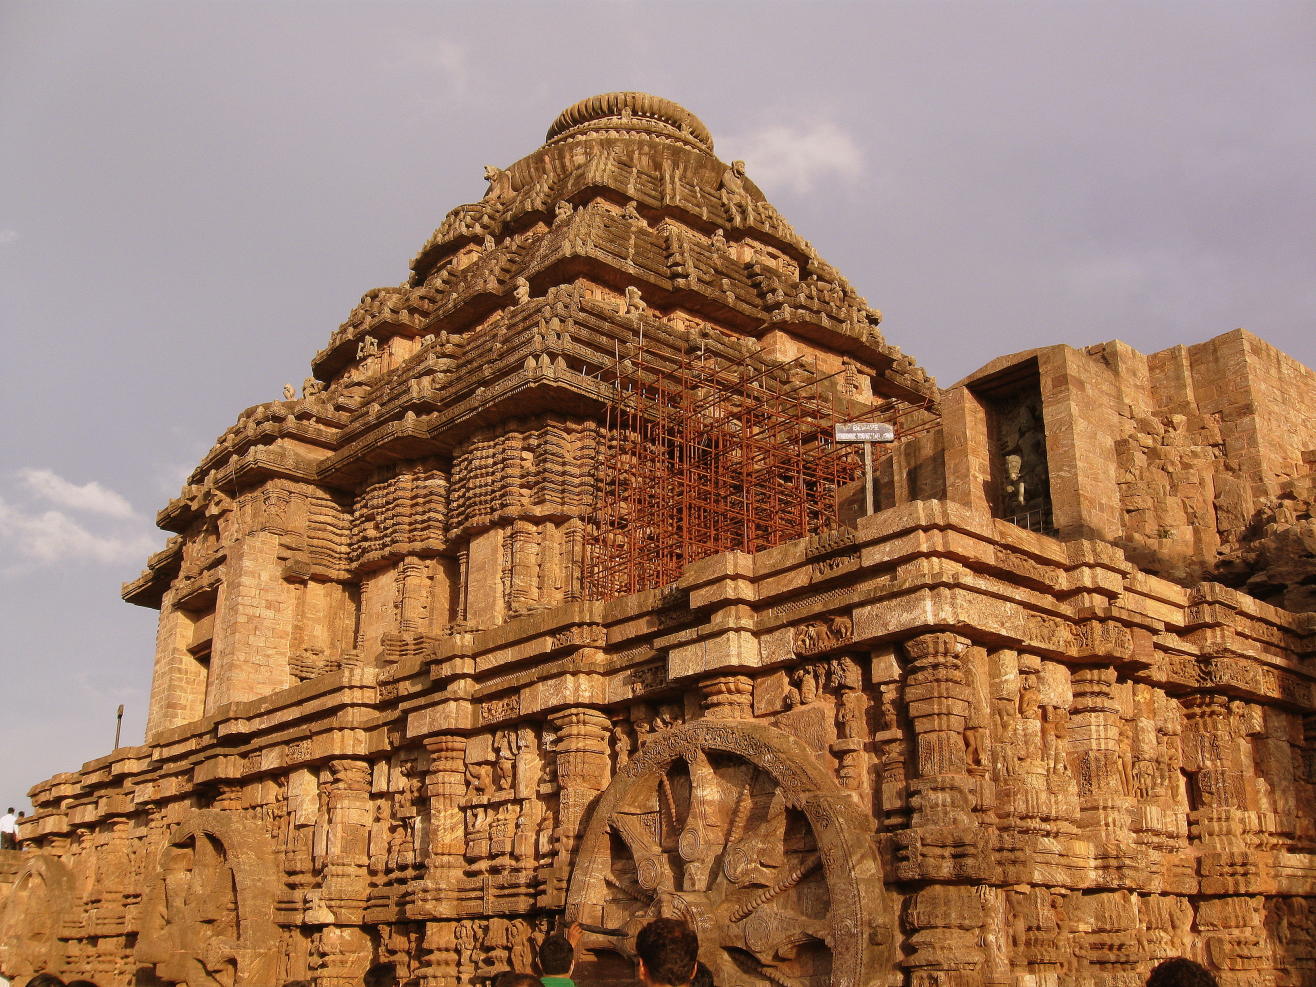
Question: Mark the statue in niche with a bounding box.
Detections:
[623,200,642,223]
[829,656,862,691]
[785,663,825,708]
[493,732,516,791]
[711,227,727,251]
[536,804,554,858]
[612,718,635,769]
[995,392,1049,518]
[554,200,573,224]
[1018,674,1040,721]
[467,762,494,797]
[508,920,534,974]
[654,701,682,731]
[1041,705,1070,777]
[875,682,902,733]
[368,804,389,875]
[454,920,480,978]
[513,804,538,862]
[400,759,423,810]
[1003,454,1026,508]
[513,277,530,305]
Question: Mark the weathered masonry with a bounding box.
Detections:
[2,92,1314,987]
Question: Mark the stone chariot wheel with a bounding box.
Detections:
[565,719,893,987]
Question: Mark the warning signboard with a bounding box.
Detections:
[834,422,895,443]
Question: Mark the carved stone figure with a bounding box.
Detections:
[720,159,756,226]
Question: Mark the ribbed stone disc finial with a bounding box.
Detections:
[545,92,714,153]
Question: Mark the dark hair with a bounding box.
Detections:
[492,974,541,987]
[691,961,715,987]
[538,931,575,975]
[1147,958,1218,987]
[636,918,699,986]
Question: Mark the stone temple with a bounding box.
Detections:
[1,92,1314,987]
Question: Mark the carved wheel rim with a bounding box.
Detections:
[566,720,890,987]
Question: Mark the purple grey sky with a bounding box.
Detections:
[1,1,1313,806]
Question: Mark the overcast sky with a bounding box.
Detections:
[1,1,1312,807]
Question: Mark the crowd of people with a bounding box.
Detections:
[485,918,1220,987]
[490,918,709,987]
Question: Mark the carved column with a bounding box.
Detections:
[546,707,611,905]
[1181,696,1256,886]
[414,735,467,919]
[895,634,978,876]
[508,519,540,613]
[418,920,459,987]
[396,556,429,632]
[315,759,372,924]
[902,884,985,987]
[309,923,371,987]
[699,674,753,719]
[1180,695,1272,982]
[1069,667,1132,865]
[871,647,909,827]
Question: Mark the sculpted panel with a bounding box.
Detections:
[135,810,280,987]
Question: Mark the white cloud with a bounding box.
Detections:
[722,121,865,196]
[0,470,157,571]
[0,229,18,244]
[396,37,469,97]
[18,468,136,519]
[0,498,156,567]
[433,39,469,94]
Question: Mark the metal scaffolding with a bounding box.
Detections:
[584,341,934,600]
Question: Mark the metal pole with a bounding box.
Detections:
[863,441,874,516]
[114,704,124,749]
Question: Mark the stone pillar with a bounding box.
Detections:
[418,921,459,987]
[507,519,540,614]
[902,884,985,987]
[1069,667,1132,858]
[1197,896,1271,986]
[396,556,429,632]
[871,647,909,828]
[895,630,992,973]
[411,735,467,921]
[546,707,611,905]
[1181,696,1271,984]
[309,923,371,987]
[699,674,753,719]
[315,759,372,924]
[901,633,975,849]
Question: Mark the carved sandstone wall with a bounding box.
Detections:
[2,93,1313,987]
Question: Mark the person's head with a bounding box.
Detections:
[5,808,12,814]
[491,974,540,987]
[635,918,699,987]
[691,961,714,987]
[1147,958,1218,987]
[538,932,575,977]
